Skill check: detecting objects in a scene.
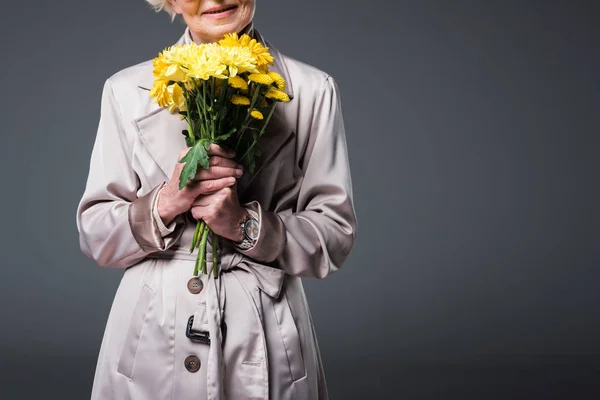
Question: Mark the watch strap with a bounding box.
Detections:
[234,209,258,250]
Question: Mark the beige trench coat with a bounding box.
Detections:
[76,27,357,400]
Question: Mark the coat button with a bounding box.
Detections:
[187,277,204,294]
[184,355,201,372]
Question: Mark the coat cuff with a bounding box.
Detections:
[234,200,286,263]
[128,183,187,252]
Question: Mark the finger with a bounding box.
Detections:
[188,176,236,195]
[207,143,236,158]
[194,165,243,181]
[209,155,243,169]
[191,188,227,206]
[191,198,211,207]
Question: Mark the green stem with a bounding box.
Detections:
[240,101,277,162]
[235,119,252,153]
[190,219,201,253]
[199,225,210,275]
[193,251,201,277]
[196,221,206,249]
[192,220,206,276]
[183,92,195,143]
[217,79,228,135]
[202,82,210,140]
[196,89,207,140]
[234,84,263,153]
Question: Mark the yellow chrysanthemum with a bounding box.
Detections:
[267,71,286,90]
[210,44,258,77]
[228,75,248,90]
[168,83,186,112]
[248,73,274,86]
[153,44,198,83]
[219,33,274,67]
[265,87,290,102]
[231,94,251,105]
[150,79,171,107]
[249,109,264,120]
[187,44,228,80]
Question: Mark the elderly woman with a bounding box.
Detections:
[76,1,357,399]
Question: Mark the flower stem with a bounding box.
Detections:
[190,219,201,253]
[199,225,210,275]
[240,102,277,162]
[196,221,205,249]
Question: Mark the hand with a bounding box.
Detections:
[157,144,244,225]
[190,183,248,243]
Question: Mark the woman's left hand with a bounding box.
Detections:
[190,184,247,243]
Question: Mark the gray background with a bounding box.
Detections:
[1,0,599,399]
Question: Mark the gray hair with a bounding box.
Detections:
[146,0,177,21]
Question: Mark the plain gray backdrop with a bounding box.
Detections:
[1,1,599,399]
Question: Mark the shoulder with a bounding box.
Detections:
[278,52,340,99]
[102,59,154,99]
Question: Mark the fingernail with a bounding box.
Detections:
[236,169,243,176]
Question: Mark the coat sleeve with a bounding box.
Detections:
[237,75,357,279]
[75,78,187,269]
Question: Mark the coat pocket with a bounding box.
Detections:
[117,283,155,380]
[272,287,306,382]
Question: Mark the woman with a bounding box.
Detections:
[76,0,357,399]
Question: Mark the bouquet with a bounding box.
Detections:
[149,33,290,278]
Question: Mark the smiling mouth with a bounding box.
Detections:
[203,5,238,15]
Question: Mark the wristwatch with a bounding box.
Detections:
[234,211,259,250]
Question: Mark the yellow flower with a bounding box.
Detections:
[150,80,186,113]
[153,44,197,83]
[150,79,171,107]
[231,94,251,105]
[211,44,258,77]
[219,33,274,67]
[265,87,290,102]
[169,83,186,112]
[228,75,248,90]
[248,73,274,86]
[250,109,264,120]
[218,32,244,48]
[267,71,286,90]
[187,44,228,80]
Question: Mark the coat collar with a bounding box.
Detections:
[132,26,295,197]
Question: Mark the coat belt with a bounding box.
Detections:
[147,244,286,400]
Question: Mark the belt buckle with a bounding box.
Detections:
[186,315,227,348]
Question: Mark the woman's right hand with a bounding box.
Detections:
[156,144,243,226]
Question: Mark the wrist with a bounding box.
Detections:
[157,191,178,226]
[233,208,250,243]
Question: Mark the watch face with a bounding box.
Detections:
[245,219,259,240]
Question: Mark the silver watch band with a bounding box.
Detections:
[234,210,258,250]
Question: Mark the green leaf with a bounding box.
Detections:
[178,140,211,190]
[214,127,237,142]
[185,136,195,147]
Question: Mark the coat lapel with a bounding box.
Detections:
[133,27,295,192]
